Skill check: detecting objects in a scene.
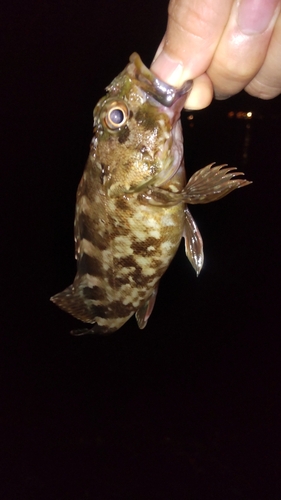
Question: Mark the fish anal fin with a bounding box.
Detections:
[70,326,113,336]
[135,286,159,329]
[70,327,95,336]
[184,207,204,276]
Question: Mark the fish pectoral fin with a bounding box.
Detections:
[135,286,159,329]
[137,188,184,207]
[183,163,252,204]
[184,208,204,276]
[137,164,252,207]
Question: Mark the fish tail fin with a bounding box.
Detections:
[50,284,123,334]
[51,285,95,324]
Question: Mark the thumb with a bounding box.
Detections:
[151,0,232,85]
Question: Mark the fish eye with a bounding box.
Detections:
[104,101,129,130]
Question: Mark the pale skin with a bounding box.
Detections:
[151,0,281,109]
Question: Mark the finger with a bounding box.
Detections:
[245,11,281,98]
[151,0,233,85]
[151,37,214,109]
[184,73,214,109]
[208,0,281,99]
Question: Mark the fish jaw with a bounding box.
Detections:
[92,53,193,197]
[126,53,192,186]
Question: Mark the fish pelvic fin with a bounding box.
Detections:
[135,286,159,329]
[184,208,204,276]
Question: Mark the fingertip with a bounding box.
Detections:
[151,51,214,110]
[184,74,214,110]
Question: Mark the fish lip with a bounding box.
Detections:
[129,52,192,108]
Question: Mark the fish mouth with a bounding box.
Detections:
[129,52,192,111]
[125,53,190,189]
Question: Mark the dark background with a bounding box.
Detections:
[1,1,281,498]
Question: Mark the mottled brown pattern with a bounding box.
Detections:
[115,197,129,211]
[135,107,160,131]
[110,275,131,287]
[130,237,160,256]
[89,300,135,320]
[76,164,98,200]
[106,214,131,237]
[52,54,251,334]
[79,213,108,251]
[107,300,136,318]
[78,253,104,278]
[116,255,139,269]
[83,286,106,301]
[118,125,130,144]
[89,304,109,318]
[150,258,163,269]
[117,256,150,286]
[131,268,153,286]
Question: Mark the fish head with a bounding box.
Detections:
[91,53,192,195]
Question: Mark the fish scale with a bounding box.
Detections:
[51,53,251,334]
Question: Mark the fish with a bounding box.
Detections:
[51,53,252,334]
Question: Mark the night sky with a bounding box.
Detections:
[2,1,281,498]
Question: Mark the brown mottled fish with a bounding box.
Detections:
[51,53,251,334]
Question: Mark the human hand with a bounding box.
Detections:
[151,0,281,109]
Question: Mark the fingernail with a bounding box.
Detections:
[238,0,280,35]
[151,50,184,86]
